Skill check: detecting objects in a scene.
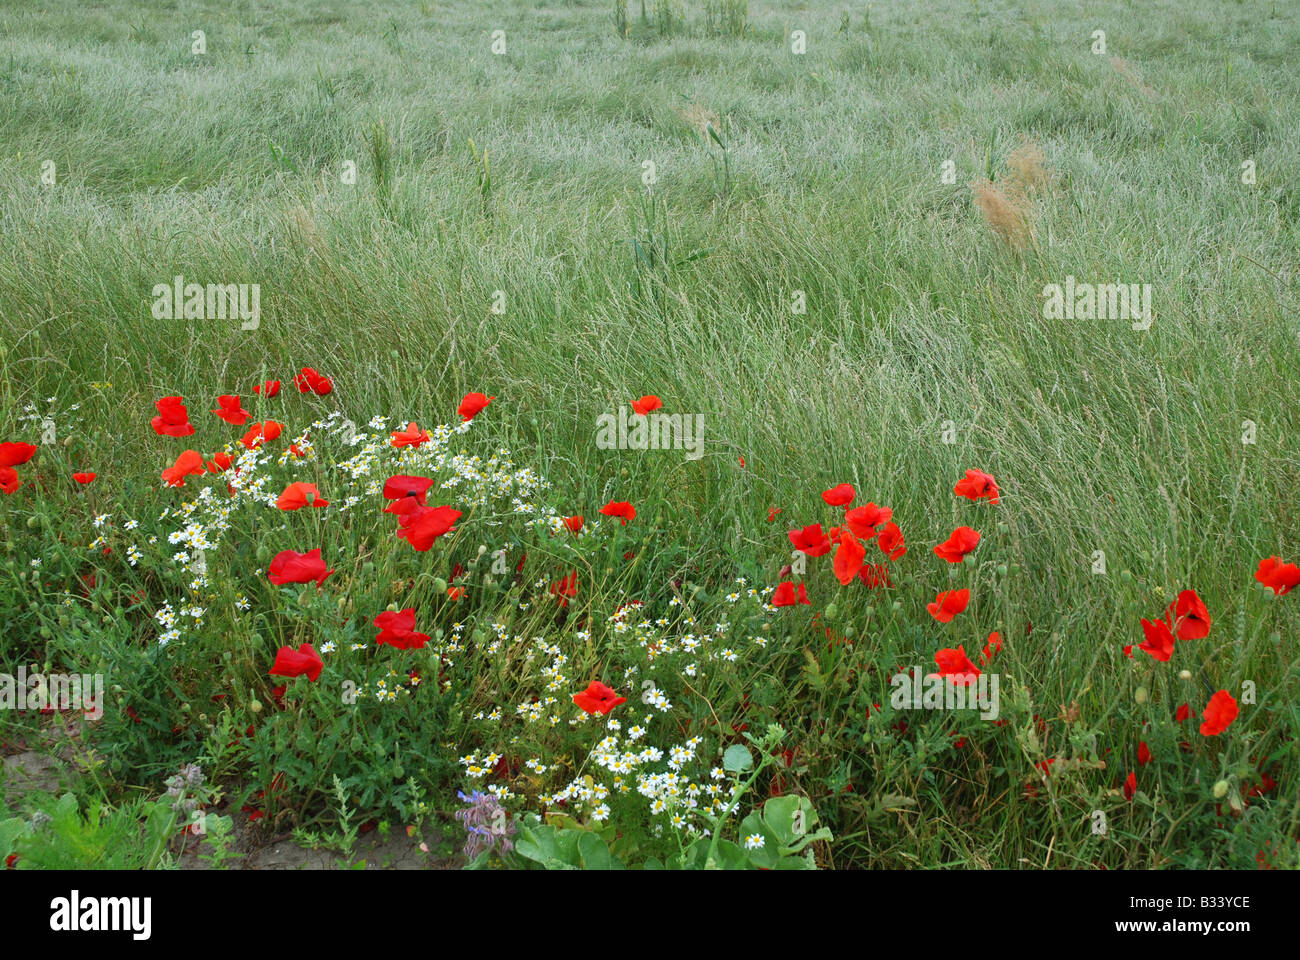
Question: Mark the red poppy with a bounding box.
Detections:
[276,482,329,510]
[845,503,891,539]
[206,451,234,473]
[1137,741,1152,766]
[1123,771,1136,801]
[1175,703,1190,723]
[832,529,866,585]
[0,442,37,467]
[767,507,782,522]
[1199,690,1239,737]
[253,380,281,397]
[563,515,584,533]
[933,645,980,684]
[927,588,970,623]
[877,522,906,561]
[1137,617,1175,662]
[211,395,252,425]
[600,500,635,525]
[859,563,893,588]
[267,548,335,586]
[162,450,206,487]
[631,395,662,416]
[771,581,810,607]
[294,367,333,395]
[383,475,436,507]
[0,466,19,494]
[788,523,832,557]
[241,420,284,449]
[268,643,323,682]
[572,681,627,715]
[458,392,494,421]
[374,609,431,650]
[1166,589,1211,640]
[390,422,431,448]
[550,572,579,605]
[980,631,1002,665]
[1255,556,1300,597]
[822,483,855,507]
[395,505,462,551]
[954,469,999,505]
[151,396,195,437]
[934,526,980,563]
[72,472,96,485]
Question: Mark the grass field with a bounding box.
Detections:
[0,0,1297,870]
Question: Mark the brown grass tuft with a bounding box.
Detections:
[971,138,1053,251]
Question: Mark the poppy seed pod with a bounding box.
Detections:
[1212,780,1229,799]
[433,577,448,593]
[1134,686,1149,704]
[1178,669,1192,681]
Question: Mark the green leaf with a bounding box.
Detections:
[722,744,753,773]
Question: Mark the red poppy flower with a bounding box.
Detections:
[395,505,462,551]
[600,500,635,525]
[980,631,1002,665]
[1137,741,1152,766]
[934,526,980,563]
[767,507,782,522]
[927,588,970,623]
[151,396,195,437]
[383,474,436,507]
[1137,617,1175,662]
[390,422,431,448]
[1175,703,1190,723]
[458,392,494,421]
[268,643,323,682]
[0,442,37,467]
[563,515,584,533]
[550,572,579,605]
[572,681,627,715]
[1199,690,1239,737]
[241,420,284,449]
[771,581,810,607]
[206,451,234,473]
[211,395,252,425]
[253,380,281,397]
[1166,589,1211,640]
[631,395,662,416]
[788,523,832,557]
[877,522,906,561]
[267,548,335,586]
[954,469,999,505]
[162,450,206,487]
[1255,556,1300,596]
[933,645,980,684]
[374,609,431,650]
[822,483,855,507]
[0,466,20,494]
[276,482,329,510]
[294,367,333,395]
[72,472,96,485]
[859,563,893,588]
[1123,771,1136,801]
[832,528,866,585]
[845,503,891,539]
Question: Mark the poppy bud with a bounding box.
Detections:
[181,702,191,712]
[842,623,856,638]
[1008,564,1019,575]
[1178,669,1192,681]
[891,600,902,612]
[996,564,1008,576]
[824,603,838,620]
[112,685,122,693]
[62,436,72,447]
[1212,779,1229,799]
[250,700,263,713]
[390,350,400,359]
[26,515,40,529]
[864,605,874,617]
[1134,686,1149,704]
[1269,631,1281,644]
[256,545,271,563]
[362,562,375,578]
[477,545,487,557]
[387,602,399,612]
[297,586,313,606]
[433,577,448,593]
[39,626,51,639]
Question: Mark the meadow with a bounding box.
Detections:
[0,0,1297,869]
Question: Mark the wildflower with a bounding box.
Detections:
[927,589,970,624]
[573,681,627,715]
[458,392,494,421]
[269,643,323,682]
[954,469,999,504]
[933,645,980,685]
[293,367,333,395]
[210,395,252,425]
[162,450,206,488]
[631,395,662,416]
[276,482,329,510]
[267,548,334,586]
[1255,556,1300,596]
[845,503,891,539]
[395,505,462,551]
[1200,690,1239,737]
[600,500,636,525]
[253,380,281,396]
[374,609,431,650]
[770,581,809,607]
[72,472,95,485]
[788,523,832,557]
[934,526,980,563]
[822,483,855,507]
[151,396,195,437]
[832,529,866,585]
